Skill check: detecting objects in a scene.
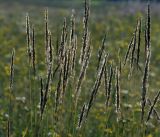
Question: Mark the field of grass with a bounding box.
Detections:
[1,0,160,137]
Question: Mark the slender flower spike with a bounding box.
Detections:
[146,91,160,122]
[141,4,151,122]
[41,66,52,116]
[106,65,113,107]
[147,98,160,121]
[123,36,134,67]
[97,34,106,70]
[32,26,36,76]
[136,19,141,69]
[86,54,108,118]
[115,67,120,112]
[80,0,89,64]
[10,49,15,91]
[26,13,31,63]
[78,103,86,128]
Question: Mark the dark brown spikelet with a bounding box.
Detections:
[75,41,91,105]
[56,34,59,56]
[147,98,160,121]
[144,24,148,60]
[32,26,36,76]
[26,13,31,63]
[71,35,77,75]
[144,4,151,54]
[136,19,141,69]
[118,48,122,74]
[52,64,60,80]
[77,103,86,128]
[104,65,108,100]
[69,12,77,75]
[106,65,113,107]
[62,49,70,96]
[70,11,75,48]
[63,51,68,87]
[55,69,63,113]
[115,67,120,113]
[44,9,52,72]
[146,91,160,122]
[48,31,53,66]
[59,18,67,63]
[130,20,138,70]
[97,34,106,70]
[119,58,122,75]
[8,49,15,137]
[123,36,134,67]
[141,50,151,122]
[10,49,15,90]
[141,4,151,122]
[41,66,52,116]
[86,54,108,118]
[80,0,89,64]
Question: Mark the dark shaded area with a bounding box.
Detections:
[0,0,159,7]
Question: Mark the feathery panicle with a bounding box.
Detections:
[41,66,52,116]
[97,34,106,70]
[147,98,160,121]
[118,48,122,74]
[52,64,60,80]
[48,31,53,67]
[77,103,86,128]
[56,34,59,56]
[123,36,134,67]
[141,4,151,122]
[69,11,77,75]
[10,49,15,91]
[141,49,151,122]
[70,10,75,48]
[71,35,77,76]
[144,25,148,60]
[104,65,108,100]
[8,48,15,137]
[26,13,31,63]
[59,18,67,63]
[62,48,71,96]
[106,65,113,107]
[55,69,63,114]
[75,39,91,105]
[119,58,122,75]
[80,0,89,64]
[115,67,120,113]
[86,54,108,118]
[44,8,51,72]
[31,26,36,76]
[136,18,141,69]
[146,91,160,122]
[130,20,138,70]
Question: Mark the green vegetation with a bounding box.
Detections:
[1,0,160,137]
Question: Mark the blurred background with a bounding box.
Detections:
[1,0,160,136]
